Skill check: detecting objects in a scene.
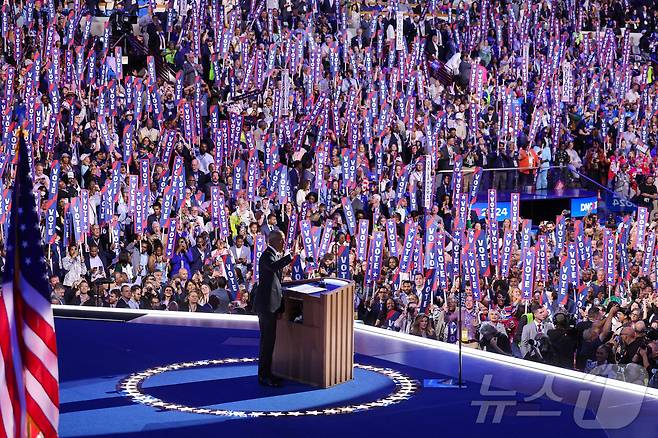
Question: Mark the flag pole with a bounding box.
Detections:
[458,284,463,388]
[27,414,41,438]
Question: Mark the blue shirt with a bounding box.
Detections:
[170,249,193,277]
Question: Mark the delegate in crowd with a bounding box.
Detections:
[0,0,658,386]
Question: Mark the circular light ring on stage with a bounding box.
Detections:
[118,358,419,417]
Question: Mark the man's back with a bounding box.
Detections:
[211,288,233,313]
[547,327,577,368]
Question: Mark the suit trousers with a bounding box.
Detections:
[257,311,278,379]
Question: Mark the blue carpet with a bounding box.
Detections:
[55,318,623,438]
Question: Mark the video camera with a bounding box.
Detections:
[110,5,137,36]
[552,311,576,329]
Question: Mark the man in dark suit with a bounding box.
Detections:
[253,230,293,387]
[146,16,166,55]
[190,235,209,274]
[435,174,452,203]
[260,213,280,238]
[89,224,111,255]
[425,32,442,60]
[48,240,65,280]
[350,28,367,50]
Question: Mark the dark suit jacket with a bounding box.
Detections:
[260,223,280,237]
[116,297,131,308]
[253,247,292,314]
[179,303,213,313]
[88,235,111,256]
[190,246,207,274]
[147,25,164,53]
[436,183,452,203]
[84,252,111,278]
[49,243,65,279]
[351,35,367,49]
[425,41,441,59]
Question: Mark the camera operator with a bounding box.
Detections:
[617,324,641,365]
[479,324,512,355]
[633,339,655,374]
[547,312,578,368]
[619,321,652,366]
[646,341,658,388]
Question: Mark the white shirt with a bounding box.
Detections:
[89,254,104,270]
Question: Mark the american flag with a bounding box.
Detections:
[0,133,59,437]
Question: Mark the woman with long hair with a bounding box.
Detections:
[296,179,311,207]
[113,251,135,282]
[170,237,193,278]
[410,314,436,339]
[198,282,212,307]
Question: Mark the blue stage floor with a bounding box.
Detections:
[55,311,658,438]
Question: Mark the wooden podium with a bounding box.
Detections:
[272,277,355,388]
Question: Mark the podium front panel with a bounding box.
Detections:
[272,278,354,388]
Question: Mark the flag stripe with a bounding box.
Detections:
[25,390,57,438]
[14,291,59,409]
[12,292,47,438]
[22,324,59,381]
[21,348,59,407]
[1,281,26,437]
[17,292,57,355]
[20,276,56,327]
[0,341,14,438]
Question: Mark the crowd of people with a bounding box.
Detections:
[1,0,658,388]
